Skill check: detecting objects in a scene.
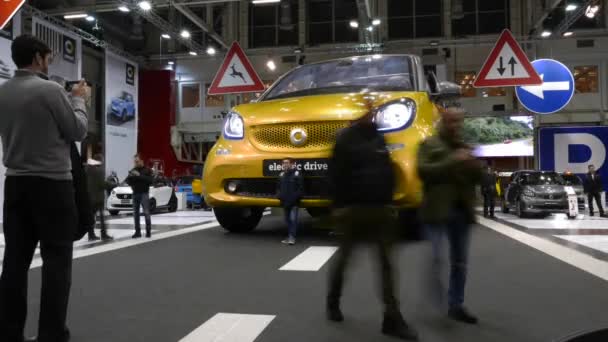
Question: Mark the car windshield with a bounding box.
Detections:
[522,173,565,185]
[264,56,415,100]
[562,174,582,185]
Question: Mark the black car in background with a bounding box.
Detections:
[502,171,576,218]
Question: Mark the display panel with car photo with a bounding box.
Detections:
[464,116,534,157]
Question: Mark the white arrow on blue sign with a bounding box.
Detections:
[515,59,575,114]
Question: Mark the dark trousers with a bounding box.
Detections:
[328,206,399,313]
[483,194,495,217]
[588,192,604,216]
[93,204,107,234]
[425,210,471,309]
[133,192,151,234]
[0,177,76,342]
[284,206,298,239]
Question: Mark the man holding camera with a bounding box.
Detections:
[0,35,89,342]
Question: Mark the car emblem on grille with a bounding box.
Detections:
[290,128,308,146]
[549,194,554,199]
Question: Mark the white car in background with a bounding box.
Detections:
[107,177,178,216]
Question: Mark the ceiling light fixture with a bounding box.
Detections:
[563,31,574,37]
[207,46,216,55]
[138,1,152,11]
[180,30,191,39]
[372,19,381,26]
[64,13,88,19]
[252,0,281,4]
[86,15,95,22]
[161,33,171,39]
[118,6,130,13]
[429,40,439,46]
[266,60,276,71]
[168,61,175,65]
[541,30,552,37]
[189,51,198,56]
[349,20,359,28]
[585,5,600,18]
[566,4,578,11]
[366,26,374,32]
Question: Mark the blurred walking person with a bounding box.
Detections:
[277,158,303,245]
[86,153,113,241]
[0,35,89,342]
[584,164,605,217]
[481,166,497,218]
[417,107,483,325]
[326,104,418,340]
[126,155,154,238]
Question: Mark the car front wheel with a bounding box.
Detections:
[501,199,510,213]
[168,194,178,212]
[214,207,264,233]
[517,200,526,218]
[149,198,157,214]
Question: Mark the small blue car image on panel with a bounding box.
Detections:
[109,91,136,122]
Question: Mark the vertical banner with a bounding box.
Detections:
[105,51,138,181]
[32,17,82,85]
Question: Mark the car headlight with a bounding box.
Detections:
[111,190,116,196]
[223,112,244,140]
[523,189,536,197]
[374,98,416,132]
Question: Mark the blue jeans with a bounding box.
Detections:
[284,206,299,239]
[133,193,152,233]
[425,211,471,309]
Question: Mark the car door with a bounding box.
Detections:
[154,179,172,206]
[506,173,520,206]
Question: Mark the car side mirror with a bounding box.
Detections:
[427,71,461,102]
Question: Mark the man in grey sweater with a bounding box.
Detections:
[0,35,89,342]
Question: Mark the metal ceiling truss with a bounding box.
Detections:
[22,4,143,64]
[173,2,229,49]
[555,0,597,35]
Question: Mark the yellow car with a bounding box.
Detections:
[203,55,460,232]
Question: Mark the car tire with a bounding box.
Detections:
[168,194,178,212]
[149,198,157,214]
[109,210,120,216]
[214,207,263,233]
[306,207,331,218]
[517,200,526,218]
[501,199,510,214]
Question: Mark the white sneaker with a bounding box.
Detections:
[282,237,296,245]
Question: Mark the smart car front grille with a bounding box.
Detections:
[117,194,132,200]
[249,121,349,152]
[227,178,331,199]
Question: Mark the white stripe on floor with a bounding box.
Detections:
[477,215,608,282]
[279,246,338,271]
[26,220,220,270]
[179,313,275,342]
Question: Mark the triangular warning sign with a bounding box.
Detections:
[208,42,266,95]
[0,0,25,30]
[473,29,542,88]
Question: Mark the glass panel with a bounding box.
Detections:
[415,16,442,37]
[182,84,200,108]
[252,27,276,47]
[278,26,299,45]
[452,13,476,36]
[335,20,359,42]
[479,0,506,11]
[415,0,441,16]
[205,84,225,107]
[478,11,507,34]
[334,0,358,20]
[574,65,599,93]
[251,5,276,26]
[462,0,476,12]
[309,0,332,22]
[389,0,414,17]
[388,17,414,39]
[455,72,477,97]
[308,22,333,44]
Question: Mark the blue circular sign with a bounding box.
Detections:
[515,59,575,114]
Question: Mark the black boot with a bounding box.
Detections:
[448,306,479,325]
[326,299,344,322]
[88,232,100,241]
[101,231,114,241]
[382,310,418,341]
[145,228,152,238]
[132,230,142,238]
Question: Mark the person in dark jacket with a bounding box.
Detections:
[584,164,605,217]
[71,143,96,242]
[277,158,303,245]
[326,103,418,341]
[481,166,498,218]
[105,171,120,197]
[126,154,154,238]
[417,107,483,325]
[86,154,113,241]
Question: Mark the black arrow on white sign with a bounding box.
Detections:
[497,57,506,75]
[508,57,517,76]
[497,56,519,76]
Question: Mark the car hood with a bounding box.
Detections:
[113,186,133,195]
[112,98,124,105]
[526,184,567,195]
[234,92,426,125]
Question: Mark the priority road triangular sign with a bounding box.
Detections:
[208,41,266,95]
[473,29,542,88]
[0,0,25,30]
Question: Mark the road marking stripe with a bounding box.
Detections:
[477,215,608,282]
[179,313,275,342]
[25,220,220,270]
[279,246,338,271]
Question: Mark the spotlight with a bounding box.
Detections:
[189,51,198,56]
[266,60,276,71]
[85,15,95,22]
[541,30,552,37]
[372,19,381,26]
[349,20,359,29]
[586,5,600,18]
[252,0,280,4]
[118,6,130,13]
[138,1,152,11]
[161,34,171,39]
[566,4,578,11]
[64,13,88,19]
[168,61,175,65]
[207,46,216,55]
[366,26,374,32]
[563,31,574,37]
[180,30,191,39]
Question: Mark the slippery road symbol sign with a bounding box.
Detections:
[473,29,542,88]
[515,59,575,114]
